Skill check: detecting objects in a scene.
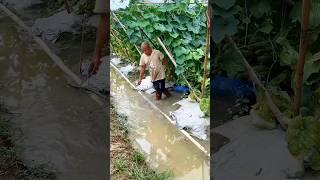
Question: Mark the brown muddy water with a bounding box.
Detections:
[111,67,210,180]
[0,12,108,180]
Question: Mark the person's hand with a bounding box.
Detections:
[89,56,102,75]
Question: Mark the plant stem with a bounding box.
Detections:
[293,0,311,115]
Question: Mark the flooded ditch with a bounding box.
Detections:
[0,11,108,180]
[111,66,210,179]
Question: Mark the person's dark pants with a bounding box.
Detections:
[153,79,166,96]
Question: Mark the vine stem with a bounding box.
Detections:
[293,0,311,115]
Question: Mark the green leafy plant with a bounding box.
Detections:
[132,150,145,165]
[287,116,320,170]
[200,97,210,116]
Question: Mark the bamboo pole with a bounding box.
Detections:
[201,4,211,97]
[110,30,130,58]
[111,12,141,55]
[293,0,311,115]
[228,36,289,129]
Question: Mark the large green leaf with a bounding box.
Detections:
[138,21,151,28]
[213,4,240,18]
[154,23,166,32]
[174,46,189,57]
[213,16,239,43]
[259,22,273,34]
[249,0,271,19]
[218,49,246,78]
[214,0,236,10]
[303,59,320,83]
[279,44,298,67]
[175,66,184,75]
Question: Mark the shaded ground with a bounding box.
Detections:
[212,96,320,179]
[212,116,302,180]
[0,111,55,179]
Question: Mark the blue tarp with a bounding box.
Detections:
[212,76,256,104]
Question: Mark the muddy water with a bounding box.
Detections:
[0,13,107,180]
[111,67,210,180]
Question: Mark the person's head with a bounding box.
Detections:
[141,42,152,56]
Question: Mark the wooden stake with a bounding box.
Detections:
[201,5,211,97]
[293,0,311,115]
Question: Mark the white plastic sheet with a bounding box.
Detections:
[119,64,135,76]
[170,98,209,140]
[134,76,155,92]
[111,58,122,65]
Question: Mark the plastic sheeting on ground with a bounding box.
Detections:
[31,10,80,42]
[111,58,122,65]
[135,76,155,92]
[119,64,135,76]
[170,98,209,140]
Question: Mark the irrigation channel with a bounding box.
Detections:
[0,8,108,179]
[0,3,210,180]
[111,61,210,179]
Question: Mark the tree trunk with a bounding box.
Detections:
[293,0,311,115]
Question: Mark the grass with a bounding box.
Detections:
[114,155,128,173]
[132,150,145,165]
[110,100,173,180]
[0,112,55,179]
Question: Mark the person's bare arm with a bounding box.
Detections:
[162,57,169,65]
[138,64,146,85]
[91,14,108,75]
